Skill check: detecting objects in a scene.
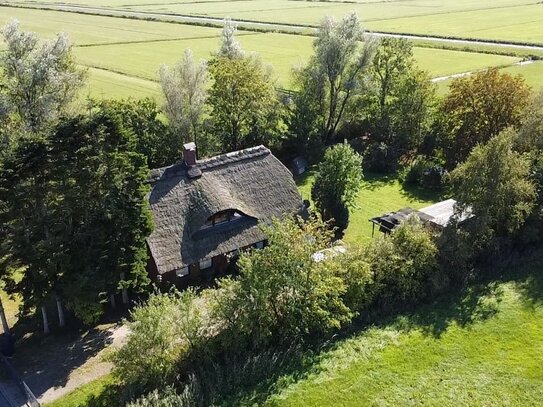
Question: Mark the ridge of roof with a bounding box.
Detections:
[148,145,270,183]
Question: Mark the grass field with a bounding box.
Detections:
[297,173,439,245]
[0,5,539,99]
[16,0,542,45]
[269,256,543,406]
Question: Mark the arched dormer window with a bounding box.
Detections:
[202,209,245,229]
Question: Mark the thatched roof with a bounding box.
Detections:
[147,145,303,275]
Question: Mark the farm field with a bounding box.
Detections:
[270,257,543,406]
[0,6,534,99]
[8,0,543,45]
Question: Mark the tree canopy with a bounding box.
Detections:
[439,69,530,168]
[311,142,363,234]
[0,19,85,134]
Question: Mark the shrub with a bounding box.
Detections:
[367,217,440,308]
[362,142,398,173]
[207,217,353,348]
[111,290,205,396]
[311,142,363,236]
[401,156,445,189]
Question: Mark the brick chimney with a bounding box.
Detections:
[183,142,197,166]
[183,142,202,179]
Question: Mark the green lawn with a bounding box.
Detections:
[268,256,543,406]
[43,374,118,407]
[297,173,439,246]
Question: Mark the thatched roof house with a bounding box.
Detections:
[146,143,304,285]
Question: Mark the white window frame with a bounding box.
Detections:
[199,258,212,270]
[176,266,189,278]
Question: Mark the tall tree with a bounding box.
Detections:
[293,12,376,144]
[0,134,58,332]
[159,49,208,148]
[311,142,363,234]
[438,69,530,168]
[95,98,174,168]
[364,38,436,156]
[0,111,153,325]
[208,26,283,152]
[0,20,85,134]
[51,111,153,323]
[217,18,243,59]
[449,130,536,238]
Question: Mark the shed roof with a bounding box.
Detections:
[147,145,303,275]
[370,199,471,233]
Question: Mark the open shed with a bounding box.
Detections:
[369,199,471,236]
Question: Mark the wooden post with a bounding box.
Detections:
[0,297,10,334]
[56,295,65,328]
[41,306,50,335]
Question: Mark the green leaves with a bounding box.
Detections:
[311,142,363,234]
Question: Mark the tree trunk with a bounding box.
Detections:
[110,294,116,309]
[41,306,50,335]
[56,295,65,328]
[0,298,10,334]
[120,272,129,305]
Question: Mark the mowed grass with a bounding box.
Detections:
[83,67,160,100]
[0,6,529,98]
[73,32,520,87]
[296,173,438,246]
[0,6,223,45]
[268,258,543,406]
[370,4,543,45]
[43,374,117,407]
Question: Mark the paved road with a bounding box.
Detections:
[6,2,543,52]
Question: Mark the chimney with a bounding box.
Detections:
[183,142,202,179]
[183,142,197,166]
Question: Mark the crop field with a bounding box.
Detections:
[1,6,537,99]
[7,0,543,44]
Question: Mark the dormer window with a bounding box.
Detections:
[202,210,245,229]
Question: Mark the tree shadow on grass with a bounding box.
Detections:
[392,281,504,338]
[400,182,442,203]
[362,172,397,191]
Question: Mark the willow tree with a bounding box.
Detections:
[0,19,85,134]
[159,49,208,148]
[293,12,376,144]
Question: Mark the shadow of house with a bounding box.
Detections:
[147,144,305,287]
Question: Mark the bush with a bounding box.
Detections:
[367,217,440,308]
[207,217,353,348]
[401,156,445,189]
[111,290,205,396]
[362,142,398,173]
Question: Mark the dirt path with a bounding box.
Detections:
[8,324,129,405]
